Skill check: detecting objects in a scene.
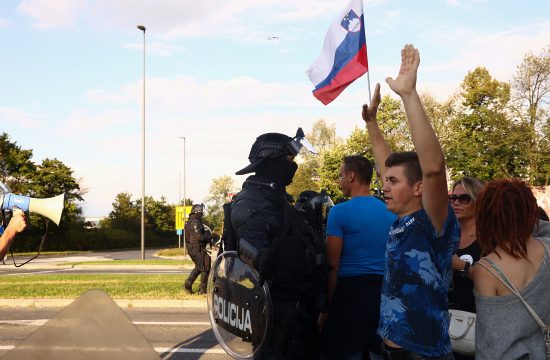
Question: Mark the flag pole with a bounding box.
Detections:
[366,64,372,103]
[362,0,372,104]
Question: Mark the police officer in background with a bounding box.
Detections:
[231,128,325,359]
[183,203,212,294]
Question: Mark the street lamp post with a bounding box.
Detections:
[137,25,146,261]
[178,136,187,256]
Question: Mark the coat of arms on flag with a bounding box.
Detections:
[341,10,361,33]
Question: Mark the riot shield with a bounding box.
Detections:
[207,251,272,359]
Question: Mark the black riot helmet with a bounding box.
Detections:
[190,203,204,215]
[235,128,317,176]
[294,189,334,235]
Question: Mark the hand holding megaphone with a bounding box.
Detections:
[0,193,65,226]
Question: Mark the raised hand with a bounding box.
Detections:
[362,82,381,124]
[385,44,419,97]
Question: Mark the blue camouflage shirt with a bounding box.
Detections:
[377,204,459,356]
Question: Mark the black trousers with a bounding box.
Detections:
[258,299,320,360]
[381,344,455,360]
[322,274,383,360]
[186,243,211,290]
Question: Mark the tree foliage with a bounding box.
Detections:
[204,175,236,233]
[287,119,341,199]
[511,46,550,184]
[0,133,85,225]
[445,67,529,180]
[0,133,36,194]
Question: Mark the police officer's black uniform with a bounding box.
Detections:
[231,130,325,360]
[184,204,212,294]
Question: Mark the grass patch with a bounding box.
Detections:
[0,274,206,300]
[65,259,194,266]
[157,248,186,256]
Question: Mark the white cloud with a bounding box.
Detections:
[61,72,369,216]
[17,0,88,29]
[419,21,550,84]
[0,107,42,128]
[84,75,313,114]
[56,108,136,135]
[123,41,185,57]
[0,17,10,27]
[15,0,350,41]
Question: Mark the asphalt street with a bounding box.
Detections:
[0,307,231,360]
[0,249,231,359]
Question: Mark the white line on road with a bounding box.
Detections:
[6,268,75,276]
[0,320,211,326]
[0,345,225,354]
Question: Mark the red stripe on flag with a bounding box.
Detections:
[313,44,368,105]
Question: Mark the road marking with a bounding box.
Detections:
[0,320,210,326]
[133,321,210,326]
[0,345,226,354]
[156,347,226,354]
[6,268,75,276]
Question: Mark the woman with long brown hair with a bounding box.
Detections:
[472,179,550,360]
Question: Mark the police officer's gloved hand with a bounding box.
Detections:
[238,239,259,269]
[256,249,277,284]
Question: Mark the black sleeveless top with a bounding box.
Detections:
[448,240,481,312]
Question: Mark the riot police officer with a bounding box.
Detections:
[183,203,212,294]
[230,128,325,359]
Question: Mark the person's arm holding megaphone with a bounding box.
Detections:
[0,209,27,259]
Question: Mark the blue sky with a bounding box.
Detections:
[1,0,549,217]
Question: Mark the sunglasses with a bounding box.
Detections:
[448,194,472,205]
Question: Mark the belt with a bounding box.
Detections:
[381,343,408,360]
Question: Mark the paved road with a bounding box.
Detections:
[0,307,231,360]
[0,248,194,275]
[0,249,234,359]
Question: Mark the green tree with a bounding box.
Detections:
[511,46,550,184]
[32,158,85,224]
[376,95,411,152]
[204,176,236,233]
[287,119,341,199]
[107,192,140,232]
[446,67,529,180]
[318,143,347,201]
[145,196,174,233]
[0,133,36,194]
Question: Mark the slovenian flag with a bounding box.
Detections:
[306,0,368,105]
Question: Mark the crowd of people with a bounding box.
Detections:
[222,43,550,360]
[1,41,547,360]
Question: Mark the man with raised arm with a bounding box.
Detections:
[362,44,458,359]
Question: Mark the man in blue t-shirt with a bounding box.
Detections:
[362,44,459,359]
[320,155,396,360]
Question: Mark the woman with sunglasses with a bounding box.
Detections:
[448,176,484,360]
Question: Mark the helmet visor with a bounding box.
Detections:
[289,134,317,155]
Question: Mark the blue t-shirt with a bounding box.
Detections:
[377,204,459,356]
[326,196,396,276]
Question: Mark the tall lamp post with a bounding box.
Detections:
[137,25,146,260]
[178,136,187,256]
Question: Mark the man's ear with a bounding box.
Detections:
[413,180,423,197]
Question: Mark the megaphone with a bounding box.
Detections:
[0,193,65,226]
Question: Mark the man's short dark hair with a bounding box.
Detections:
[343,155,373,185]
[385,151,422,185]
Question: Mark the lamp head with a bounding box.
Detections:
[137,25,146,31]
